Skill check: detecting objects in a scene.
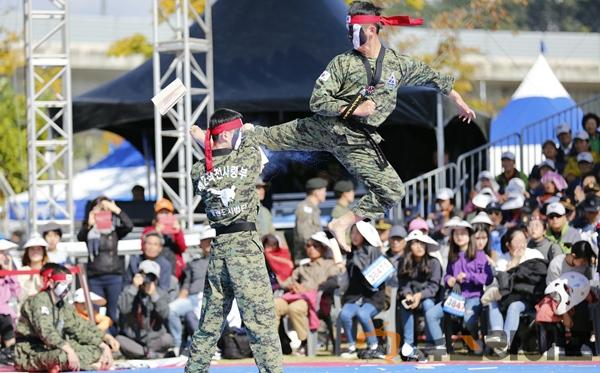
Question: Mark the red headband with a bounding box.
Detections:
[348,15,424,27]
[40,269,71,291]
[204,118,243,172]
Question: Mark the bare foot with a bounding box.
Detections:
[328,211,358,253]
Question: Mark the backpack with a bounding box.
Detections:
[218,327,252,359]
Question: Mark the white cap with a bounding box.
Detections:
[574,130,589,141]
[310,231,334,250]
[501,151,516,161]
[435,187,454,201]
[138,259,161,277]
[23,234,48,249]
[478,170,493,180]
[501,194,525,210]
[546,201,566,216]
[198,227,216,240]
[506,178,526,196]
[444,216,473,230]
[73,288,106,305]
[555,123,571,135]
[577,152,593,163]
[355,220,383,248]
[0,239,18,251]
[405,230,438,249]
[539,159,556,170]
[470,212,493,226]
[472,193,493,209]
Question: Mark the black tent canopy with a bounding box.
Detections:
[73,0,488,184]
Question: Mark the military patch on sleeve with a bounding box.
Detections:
[318,71,331,82]
[303,205,313,214]
[40,306,50,315]
[385,73,397,89]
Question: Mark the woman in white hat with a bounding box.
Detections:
[18,235,49,302]
[397,231,443,361]
[0,239,20,355]
[338,221,385,359]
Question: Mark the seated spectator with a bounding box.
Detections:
[464,187,496,219]
[126,232,172,292]
[14,263,113,371]
[484,228,547,355]
[117,260,173,358]
[0,240,20,363]
[339,221,385,359]
[527,217,562,263]
[563,131,600,183]
[475,170,500,194]
[571,194,600,235]
[495,151,528,194]
[397,231,442,361]
[78,196,133,331]
[545,202,581,254]
[408,217,430,234]
[429,188,457,240]
[486,202,506,255]
[572,173,598,205]
[538,171,567,205]
[72,289,112,332]
[263,234,294,287]
[168,228,214,354]
[385,225,408,287]
[142,198,187,279]
[582,112,600,153]
[274,232,344,355]
[40,222,68,265]
[544,241,597,355]
[428,219,492,354]
[18,235,49,302]
[555,123,573,166]
[375,218,393,250]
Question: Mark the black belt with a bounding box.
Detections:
[214,222,256,235]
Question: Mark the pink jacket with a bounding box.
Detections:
[281,290,320,331]
[0,276,21,319]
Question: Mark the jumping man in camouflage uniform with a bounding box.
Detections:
[249,1,476,251]
[14,263,113,372]
[187,109,282,373]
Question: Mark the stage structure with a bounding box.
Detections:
[24,0,75,238]
[153,0,214,229]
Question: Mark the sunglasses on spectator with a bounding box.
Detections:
[547,214,563,220]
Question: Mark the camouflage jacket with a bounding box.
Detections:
[309,48,454,127]
[191,133,265,257]
[16,291,103,349]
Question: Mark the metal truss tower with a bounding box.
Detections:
[24,0,74,237]
[153,0,214,230]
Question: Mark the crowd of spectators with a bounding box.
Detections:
[1,115,600,367]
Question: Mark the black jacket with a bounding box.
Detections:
[398,256,442,302]
[498,258,547,312]
[77,211,133,277]
[341,245,386,312]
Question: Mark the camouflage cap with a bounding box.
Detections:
[305,177,327,191]
[334,180,354,193]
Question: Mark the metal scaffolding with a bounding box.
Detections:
[24,0,74,237]
[153,0,214,230]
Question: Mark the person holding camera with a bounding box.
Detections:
[125,232,172,292]
[116,260,173,359]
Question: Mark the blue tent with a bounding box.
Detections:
[490,54,580,144]
[9,141,155,221]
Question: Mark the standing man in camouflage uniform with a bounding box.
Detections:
[256,176,276,237]
[187,109,282,373]
[331,180,355,220]
[293,177,327,263]
[14,263,113,372]
[251,1,476,251]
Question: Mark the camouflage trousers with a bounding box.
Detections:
[260,115,405,219]
[185,249,282,373]
[14,340,101,371]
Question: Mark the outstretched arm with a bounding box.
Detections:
[448,89,476,123]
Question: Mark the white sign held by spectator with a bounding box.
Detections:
[152,78,187,115]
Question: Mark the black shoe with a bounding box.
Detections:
[358,346,385,360]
